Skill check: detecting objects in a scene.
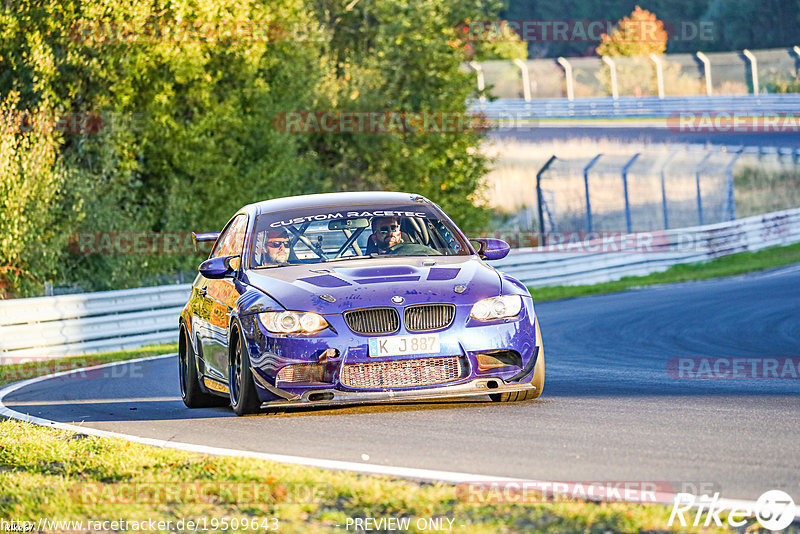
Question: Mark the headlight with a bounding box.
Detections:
[470,295,523,321]
[259,311,329,334]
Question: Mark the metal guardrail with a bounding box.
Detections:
[471,94,800,120]
[0,285,190,362]
[2,207,799,362]
[494,207,800,287]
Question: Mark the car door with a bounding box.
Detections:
[195,214,248,383]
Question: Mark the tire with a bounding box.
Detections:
[491,321,545,402]
[179,327,229,408]
[229,326,261,416]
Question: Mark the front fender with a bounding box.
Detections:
[500,273,532,298]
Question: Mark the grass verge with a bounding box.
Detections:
[0,419,736,533]
[531,242,800,302]
[0,348,735,532]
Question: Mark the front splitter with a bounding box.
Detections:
[258,377,536,409]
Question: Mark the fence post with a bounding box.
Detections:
[742,49,759,95]
[513,58,532,102]
[536,155,558,245]
[468,61,486,102]
[695,152,713,225]
[557,57,575,101]
[696,51,713,96]
[649,54,665,99]
[723,150,742,221]
[583,154,603,231]
[660,151,680,229]
[621,154,641,233]
[602,56,619,99]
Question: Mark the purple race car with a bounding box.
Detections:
[179,192,544,415]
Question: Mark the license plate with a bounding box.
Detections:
[368,333,440,357]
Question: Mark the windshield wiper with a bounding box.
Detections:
[324,254,380,263]
[252,263,292,269]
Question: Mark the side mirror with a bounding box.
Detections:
[470,238,510,260]
[199,255,239,279]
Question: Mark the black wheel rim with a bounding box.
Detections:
[178,334,187,398]
[230,340,242,406]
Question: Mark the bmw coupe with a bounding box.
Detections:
[179,192,544,415]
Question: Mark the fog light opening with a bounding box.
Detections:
[308,392,334,402]
[486,380,499,389]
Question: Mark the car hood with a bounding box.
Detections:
[244,255,502,315]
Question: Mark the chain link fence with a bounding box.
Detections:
[536,148,740,236]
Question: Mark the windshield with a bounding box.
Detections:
[250,203,470,267]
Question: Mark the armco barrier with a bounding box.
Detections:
[0,285,190,362]
[471,94,800,120]
[1,207,799,362]
[494,207,800,287]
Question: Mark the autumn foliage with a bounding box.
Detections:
[596,6,668,57]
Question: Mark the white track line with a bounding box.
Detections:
[1,354,797,521]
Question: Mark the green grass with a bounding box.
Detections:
[0,344,177,387]
[531,242,800,302]
[0,420,736,533]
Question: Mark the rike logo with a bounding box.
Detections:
[669,490,796,530]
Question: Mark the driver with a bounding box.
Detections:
[368,216,404,254]
[256,228,291,265]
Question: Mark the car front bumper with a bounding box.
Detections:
[239,298,540,405]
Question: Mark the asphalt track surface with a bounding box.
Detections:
[491,126,800,149]
[5,265,800,501]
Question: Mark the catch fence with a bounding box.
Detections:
[536,148,741,238]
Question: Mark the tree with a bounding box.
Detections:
[1,0,504,294]
[596,6,668,57]
[0,93,66,297]
[701,0,800,52]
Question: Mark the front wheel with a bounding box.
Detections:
[229,326,261,416]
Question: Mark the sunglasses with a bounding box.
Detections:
[266,240,289,249]
[378,224,400,234]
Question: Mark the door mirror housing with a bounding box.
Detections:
[470,238,510,260]
[199,255,239,279]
